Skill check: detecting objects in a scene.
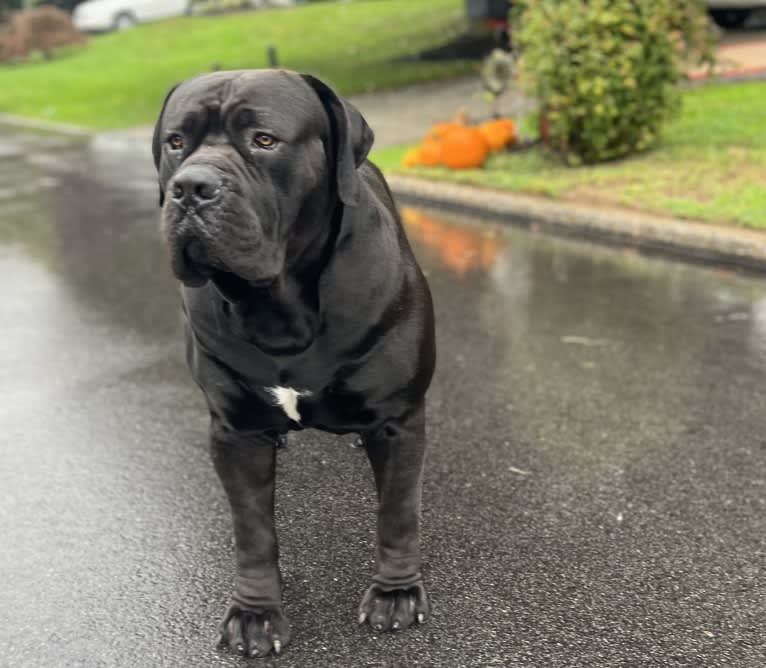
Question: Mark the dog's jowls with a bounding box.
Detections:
[152,69,436,658]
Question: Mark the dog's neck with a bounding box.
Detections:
[223,275,317,355]
[214,194,344,355]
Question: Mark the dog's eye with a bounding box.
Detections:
[167,134,185,151]
[253,133,277,149]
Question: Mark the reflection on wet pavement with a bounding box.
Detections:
[401,206,504,275]
[1,127,765,667]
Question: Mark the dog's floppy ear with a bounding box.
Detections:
[301,74,374,207]
[152,82,180,207]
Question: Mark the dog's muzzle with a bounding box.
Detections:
[164,164,225,287]
[164,163,278,295]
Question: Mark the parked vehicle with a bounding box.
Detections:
[73,0,192,32]
[465,0,765,33]
[72,0,293,33]
[464,0,509,24]
[707,2,766,28]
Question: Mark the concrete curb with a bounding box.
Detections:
[3,110,765,273]
[0,112,90,137]
[387,174,766,274]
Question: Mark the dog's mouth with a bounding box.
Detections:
[170,236,214,287]
[165,203,280,298]
[177,238,275,300]
[210,268,271,301]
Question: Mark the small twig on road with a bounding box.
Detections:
[508,466,531,476]
[561,336,610,347]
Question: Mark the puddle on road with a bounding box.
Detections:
[0,127,180,340]
[399,203,766,390]
[401,206,506,276]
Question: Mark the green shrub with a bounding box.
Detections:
[511,0,715,164]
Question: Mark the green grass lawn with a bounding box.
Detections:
[0,0,474,129]
[373,81,766,229]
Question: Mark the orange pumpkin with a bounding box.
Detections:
[428,121,462,140]
[440,125,489,169]
[401,147,422,168]
[418,136,443,166]
[478,117,516,152]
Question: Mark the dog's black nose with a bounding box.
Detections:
[170,165,222,205]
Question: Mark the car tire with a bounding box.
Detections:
[709,9,751,29]
[113,12,137,31]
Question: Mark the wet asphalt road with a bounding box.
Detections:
[1,126,765,668]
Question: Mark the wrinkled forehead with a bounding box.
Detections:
[163,70,328,139]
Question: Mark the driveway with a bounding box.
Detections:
[1,128,765,667]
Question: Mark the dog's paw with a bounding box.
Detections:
[358,580,430,632]
[219,604,291,658]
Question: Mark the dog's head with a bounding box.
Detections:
[152,70,373,294]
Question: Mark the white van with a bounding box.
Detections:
[72,0,294,33]
[73,0,193,32]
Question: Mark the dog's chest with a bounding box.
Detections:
[189,334,381,434]
[265,385,312,423]
[184,294,395,434]
[257,375,379,433]
[209,379,377,434]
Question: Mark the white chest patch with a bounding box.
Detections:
[266,386,312,423]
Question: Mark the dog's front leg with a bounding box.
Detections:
[359,404,430,632]
[210,418,291,657]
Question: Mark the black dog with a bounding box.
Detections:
[152,70,435,658]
